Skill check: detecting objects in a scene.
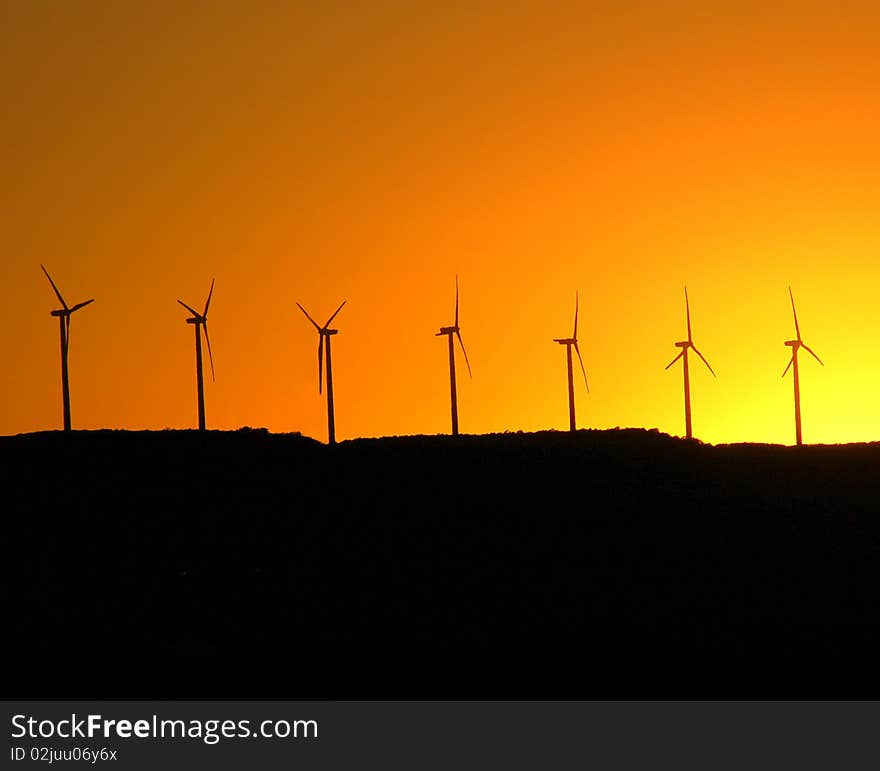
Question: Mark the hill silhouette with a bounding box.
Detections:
[6,427,880,697]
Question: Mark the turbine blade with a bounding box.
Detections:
[454,275,460,328]
[789,286,801,341]
[324,299,346,329]
[64,314,71,356]
[691,344,716,377]
[685,285,692,342]
[573,291,579,340]
[456,329,472,378]
[69,298,95,313]
[178,299,200,317]
[782,355,794,378]
[203,277,215,317]
[297,302,321,331]
[203,322,215,381]
[802,343,824,366]
[574,340,589,392]
[665,350,684,370]
[41,265,68,310]
[318,334,324,394]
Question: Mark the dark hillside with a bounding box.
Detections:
[6,428,880,696]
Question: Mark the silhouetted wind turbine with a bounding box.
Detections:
[665,286,715,440]
[298,300,346,445]
[178,279,215,431]
[436,276,472,436]
[553,291,589,432]
[782,286,823,446]
[41,265,95,432]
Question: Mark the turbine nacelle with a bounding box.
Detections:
[666,287,715,377]
[42,266,95,320]
[297,299,346,395]
[553,292,589,393]
[178,278,216,383]
[783,288,823,371]
[437,275,472,381]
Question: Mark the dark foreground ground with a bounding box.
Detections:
[6,427,880,697]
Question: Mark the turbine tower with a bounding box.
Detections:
[298,300,346,445]
[665,286,715,440]
[436,276,472,436]
[178,279,215,431]
[41,265,95,432]
[553,291,589,432]
[782,286,823,446]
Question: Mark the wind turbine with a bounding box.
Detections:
[436,275,472,436]
[41,264,95,432]
[782,286,823,446]
[665,286,715,440]
[297,300,346,445]
[553,291,589,432]
[178,279,215,431]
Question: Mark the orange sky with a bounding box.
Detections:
[4,1,880,444]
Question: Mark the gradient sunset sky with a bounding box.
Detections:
[5,1,880,444]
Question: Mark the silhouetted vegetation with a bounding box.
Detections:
[6,428,880,696]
